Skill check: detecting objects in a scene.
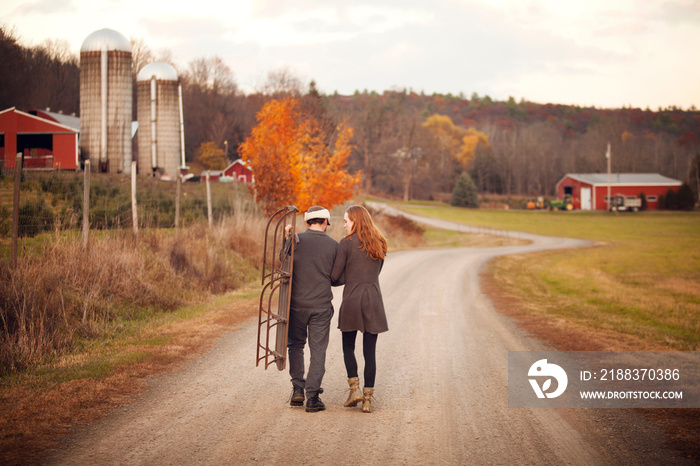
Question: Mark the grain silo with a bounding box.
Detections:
[80,28,133,173]
[136,62,185,177]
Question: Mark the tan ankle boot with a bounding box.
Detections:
[344,377,363,407]
[362,387,374,413]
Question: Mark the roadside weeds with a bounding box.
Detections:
[0,290,259,465]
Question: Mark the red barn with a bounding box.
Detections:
[555,173,682,211]
[0,107,79,170]
[223,159,254,183]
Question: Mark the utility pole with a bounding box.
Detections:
[606,142,612,212]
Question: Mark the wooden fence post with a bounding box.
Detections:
[206,171,213,228]
[131,161,138,238]
[11,153,21,269]
[233,175,239,213]
[175,173,181,229]
[83,160,90,248]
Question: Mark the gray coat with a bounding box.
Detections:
[331,234,388,334]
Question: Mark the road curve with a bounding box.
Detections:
[48,204,687,465]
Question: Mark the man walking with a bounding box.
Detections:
[284,206,338,412]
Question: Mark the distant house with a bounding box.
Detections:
[555,173,682,210]
[202,170,223,182]
[223,159,254,183]
[0,107,80,170]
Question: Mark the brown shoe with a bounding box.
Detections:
[362,387,374,413]
[344,377,363,407]
[290,386,304,407]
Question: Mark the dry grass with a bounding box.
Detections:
[0,291,259,464]
[370,206,427,250]
[0,209,267,375]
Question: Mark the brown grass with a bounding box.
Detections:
[481,264,700,461]
[0,292,259,464]
[367,205,427,250]
[0,210,267,375]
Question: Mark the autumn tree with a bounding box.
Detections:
[422,114,489,192]
[196,141,227,170]
[239,97,360,214]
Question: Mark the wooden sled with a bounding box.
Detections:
[256,206,298,370]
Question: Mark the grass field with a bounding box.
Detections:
[389,200,700,351]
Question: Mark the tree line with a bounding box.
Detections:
[2,26,699,203]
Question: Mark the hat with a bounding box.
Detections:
[304,206,331,225]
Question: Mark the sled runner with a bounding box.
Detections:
[256,206,298,370]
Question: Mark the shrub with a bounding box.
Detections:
[677,183,695,211]
[639,192,648,211]
[18,199,54,237]
[451,173,479,208]
[665,188,679,210]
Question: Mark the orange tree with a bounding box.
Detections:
[239,97,360,215]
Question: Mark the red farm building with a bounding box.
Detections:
[223,159,254,183]
[555,173,682,211]
[0,107,80,170]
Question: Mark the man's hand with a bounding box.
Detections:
[285,224,293,238]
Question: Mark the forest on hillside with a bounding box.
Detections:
[2,26,699,201]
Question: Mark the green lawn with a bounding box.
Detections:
[388,201,700,350]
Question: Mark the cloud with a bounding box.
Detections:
[660,0,700,24]
[9,0,75,16]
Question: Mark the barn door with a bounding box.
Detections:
[581,187,592,210]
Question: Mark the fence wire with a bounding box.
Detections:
[0,168,252,240]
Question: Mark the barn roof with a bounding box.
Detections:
[30,109,80,131]
[224,159,252,171]
[0,107,78,133]
[561,173,682,187]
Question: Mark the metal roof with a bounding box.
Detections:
[136,62,179,82]
[80,28,131,53]
[32,109,80,131]
[563,173,682,186]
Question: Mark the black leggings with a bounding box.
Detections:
[342,331,378,388]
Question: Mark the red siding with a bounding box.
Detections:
[223,160,254,183]
[53,133,78,169]
[592,185,675,210]
[0,108,78,170]
[556,174,681,210]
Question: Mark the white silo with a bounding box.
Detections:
[80,28,133,173]
[136,62,185,177]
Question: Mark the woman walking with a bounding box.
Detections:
[331,205,388,413]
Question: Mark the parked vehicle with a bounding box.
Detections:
[612,195,641,212]
[549,195,574,211]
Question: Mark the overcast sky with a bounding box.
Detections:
[3,0,699,110]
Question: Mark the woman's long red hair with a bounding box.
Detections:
[346,205,387,260]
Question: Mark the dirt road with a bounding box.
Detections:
[48,205,690,465]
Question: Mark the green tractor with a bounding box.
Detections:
[549,194,574,211]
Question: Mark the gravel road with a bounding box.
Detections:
[48,204,691,465]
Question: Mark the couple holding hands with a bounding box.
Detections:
[284,205,388,413]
